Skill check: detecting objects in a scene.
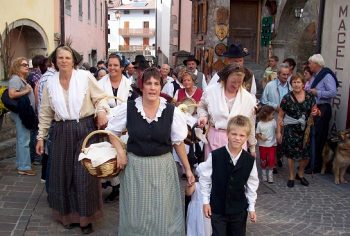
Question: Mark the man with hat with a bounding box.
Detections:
[184,55,207,90]
[131,55,150,92]
[208,44,257,96]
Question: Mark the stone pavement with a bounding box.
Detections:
[0,156,349,236]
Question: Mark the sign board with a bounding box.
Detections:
[261,16,273,47]
[322,2,350,130]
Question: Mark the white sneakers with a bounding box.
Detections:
[262,169,274,183]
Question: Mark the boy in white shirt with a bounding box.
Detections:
[198,115,259,236]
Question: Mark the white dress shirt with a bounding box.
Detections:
[197,145,259,212]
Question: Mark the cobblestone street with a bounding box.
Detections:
[0,157,349,235]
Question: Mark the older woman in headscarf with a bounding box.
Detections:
[36,45,109,234]
[197,63,257,159]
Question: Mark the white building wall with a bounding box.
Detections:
[108,8,155,52]
[156,0,171,63]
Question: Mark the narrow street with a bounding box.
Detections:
[0,156,349,235]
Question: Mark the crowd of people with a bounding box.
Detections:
[4,42,339,235]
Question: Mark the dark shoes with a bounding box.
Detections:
[81,223,93,234]
[63,223,79,229]
[277,159,283,167]
[296,174,309,186]
[287,180,294,188]
[273,168,278,174]
[104,186,120,203]
[63,223,93,234]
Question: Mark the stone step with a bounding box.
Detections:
[0,137,16,161]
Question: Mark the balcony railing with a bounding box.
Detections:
[118,28,155,37]
[118,45,155,54]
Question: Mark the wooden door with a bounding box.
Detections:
[124,21,129,29]
[143,38,149,46]
[143,21,149,28]
[124,37,130,46]
[229,0,259,61]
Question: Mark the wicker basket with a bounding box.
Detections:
[80,130,126,178]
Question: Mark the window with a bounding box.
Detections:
[108,14,110,20]
[144,10,150,14]
[124,10,130,14]
[108,28,110,34]
[65,0,71,15]
[79,0,83,20]
[88,0,91,21]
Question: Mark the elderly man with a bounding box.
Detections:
[183,55,207,90]
[261,63,292,170]
[305,54,338,174]
[208,44,256,96]
[261,63,291,111]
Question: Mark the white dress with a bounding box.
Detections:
[186,183,212,236]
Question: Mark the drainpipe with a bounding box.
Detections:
[60,0,65,44]
[316,0,325,53]
[177,0,182,51]
[105,0,108,57]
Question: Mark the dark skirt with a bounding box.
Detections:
[48,116,102,226]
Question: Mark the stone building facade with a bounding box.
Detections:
[190,0,320,74]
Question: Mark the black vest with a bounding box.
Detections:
[126,100,174,157]
[210,147,255,215]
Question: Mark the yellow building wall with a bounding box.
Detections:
[0,0,56,55]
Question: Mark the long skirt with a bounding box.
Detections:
[118,152,185,236]
[48,116,102,226]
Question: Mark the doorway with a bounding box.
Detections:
[229,0,260,61]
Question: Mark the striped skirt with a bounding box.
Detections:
[118,152,185,236]
[48,116,102,226]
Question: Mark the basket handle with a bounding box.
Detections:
[81,130,125,151]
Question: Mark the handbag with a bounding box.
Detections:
[1,89,18,113]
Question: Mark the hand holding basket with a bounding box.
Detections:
[80,130,126,178]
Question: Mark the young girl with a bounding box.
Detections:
[256,105,277,183]
[186,177,212,236]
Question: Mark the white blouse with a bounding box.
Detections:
[106,97,188,144]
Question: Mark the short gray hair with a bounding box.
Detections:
[277,63,290,73]
[309,54,325,67]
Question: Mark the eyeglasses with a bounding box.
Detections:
[20,63,29,67]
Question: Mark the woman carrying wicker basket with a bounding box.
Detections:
[36,45,109,234]
[106,67,195,235]
[97,53,138,203]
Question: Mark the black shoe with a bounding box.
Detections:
[287,180,294,188]
[273,168,278,174]
[104,186,120,203]
[277,159,283,167]
[63,223,79,229]
[298,176,309,186]
[81,223,93,234]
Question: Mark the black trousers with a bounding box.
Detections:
[211,211,248,236]
[313,103,332,170]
